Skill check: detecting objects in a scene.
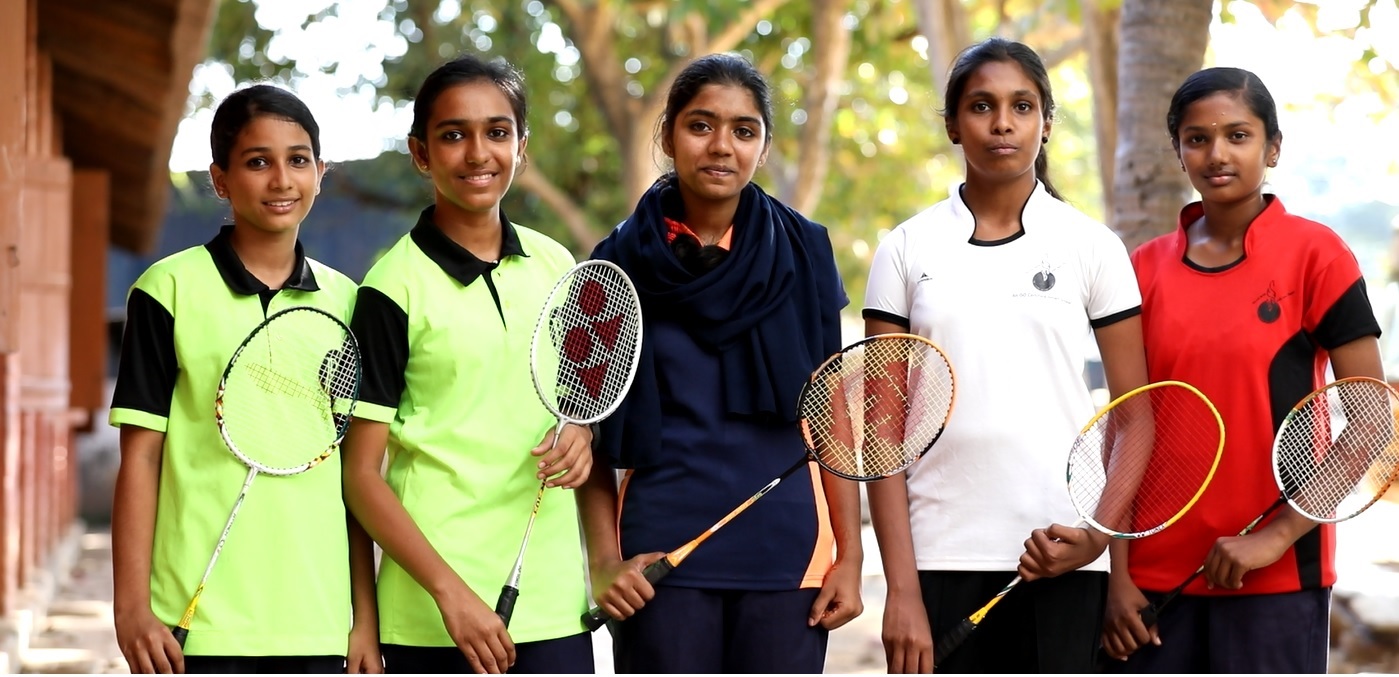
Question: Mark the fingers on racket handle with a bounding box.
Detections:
[171,626,188,649]
[494,586,519,627]
[579,558,678,632]
[932,618,977,670]
[1138,605,1159,629]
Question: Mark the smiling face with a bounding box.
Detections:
[946,60,1050,186]
[209,115,324,236]
[663,83,770,212]
[409,79,527,219]
[1174,91,1281,207]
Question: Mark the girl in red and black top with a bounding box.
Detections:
[1105,67,1383,674]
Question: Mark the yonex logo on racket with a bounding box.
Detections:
[552,276,628,402]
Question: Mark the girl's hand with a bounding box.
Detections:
[434,584,515,674]
[114,608,184,674]
[590,552,667,620]
[881,591,933,674]
[532,424,593,489]
[1100,575,1158,661]
[346,622,383,673]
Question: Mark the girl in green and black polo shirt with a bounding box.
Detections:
[342,55,596,675]
[109,85,380,673]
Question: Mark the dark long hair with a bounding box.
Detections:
[942,37,1063,200]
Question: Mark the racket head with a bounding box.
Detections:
[215,306,361,476]
[530,260,643,425]
[797,333,956,481]
[1272,376,1399,523]
[1067,380,1225,539]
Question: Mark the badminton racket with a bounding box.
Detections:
[171,305,361,648]
[581,332,957,631]
[1139,375,1399,628]
[934,380,1225,668]
[494,260,643,627]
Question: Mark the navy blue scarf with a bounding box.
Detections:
[590,177,845,468]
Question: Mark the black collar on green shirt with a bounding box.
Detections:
[409,204,529,287]
[203,225,320,295]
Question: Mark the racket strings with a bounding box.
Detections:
[1275,379,1399,522]
[1069,383,1223,537]
[218,308,360,474]
[801,336,954,479]
[535,263,642,423]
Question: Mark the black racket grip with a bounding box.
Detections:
[171,626,188,649]
[580,558,676,632]
[495,585,519,627]
[932,618,976,670]
[1138,605,1159,629]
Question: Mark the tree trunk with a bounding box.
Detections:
[1111,0,1213,251]
[786,0,851,215]
[912,0,971,104]
[1083,0,1119,219]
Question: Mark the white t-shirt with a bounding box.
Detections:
[864,181,1141,571]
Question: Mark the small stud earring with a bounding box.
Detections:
[1041,136,1049,144]
[950,136,960,145]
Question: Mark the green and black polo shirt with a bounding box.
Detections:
[351,205,586,646]
[109,226,358,657]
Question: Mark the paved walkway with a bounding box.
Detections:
[20,494,1399,674]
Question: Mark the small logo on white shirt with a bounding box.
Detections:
[1029,256,1060,292]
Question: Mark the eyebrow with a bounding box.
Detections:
[434,116,516,128]
[965,89,1037,100]
[1180,120,1255,132]
[684,108,764,126]
[239,144,313,156]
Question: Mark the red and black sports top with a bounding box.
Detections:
[1129,195,1379,596]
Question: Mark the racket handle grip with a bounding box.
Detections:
[171,626,188,649]
[1138,606,1158,629]
[932,618,976,670]
[579,558,676,632]
[495,586,519,627]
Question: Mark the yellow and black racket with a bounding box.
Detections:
[934,381,1225,668]
[1140,376,1399,627]
[580,332,956,631]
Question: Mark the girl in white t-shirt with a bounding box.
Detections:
[862,37,1148,673]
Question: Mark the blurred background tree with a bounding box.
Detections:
[164,0,1399,306]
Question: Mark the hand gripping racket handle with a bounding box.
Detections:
[580,557,676,632]
[495,585,520,625]
[171,626,188,649]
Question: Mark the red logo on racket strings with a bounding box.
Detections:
[562,279,624,399]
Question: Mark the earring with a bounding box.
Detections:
[950,135,961,145]
[1041,136,1049,144]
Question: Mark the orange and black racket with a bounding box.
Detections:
[581,332,957,631]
